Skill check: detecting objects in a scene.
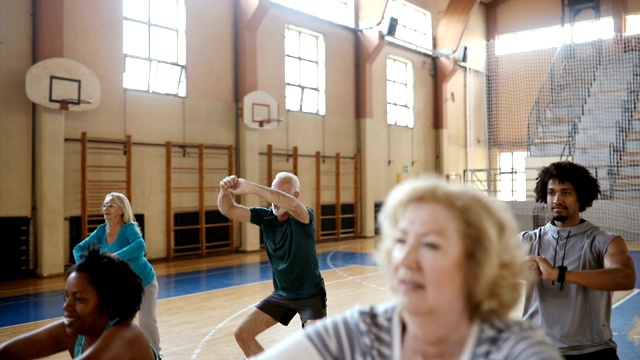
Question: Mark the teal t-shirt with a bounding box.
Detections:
[250,207,324,298]
[72,222,156,286]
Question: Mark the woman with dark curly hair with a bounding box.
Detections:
[0,249,159,359]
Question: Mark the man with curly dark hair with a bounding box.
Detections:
[521,161,636,359]
[0,249,159,359]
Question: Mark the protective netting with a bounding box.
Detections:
[467,36,640,242]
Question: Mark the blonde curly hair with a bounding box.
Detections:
[376,175,526,321]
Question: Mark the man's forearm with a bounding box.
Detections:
[566,267,635,291]
[246,182,295,208]
[217,191,234,215]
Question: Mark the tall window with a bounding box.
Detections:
[285,25,326,115]
[382,0,433,52]
[495,17,614,55]
[123,0,187,96]
[386,56,414,128]
[626,14,640,35]
[498,151,527,201]
[271,0,354,27]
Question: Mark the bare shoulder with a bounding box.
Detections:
[88,321,155,359]
[606,236,630,255]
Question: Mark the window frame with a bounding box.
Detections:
[382,0,433,53]
[497,151,527,201]
[626,13,640,35]
[123,0,187,97]
[495,16,614,56]
[284,25,326,116]
[386,55,414,128]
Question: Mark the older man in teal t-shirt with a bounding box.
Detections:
[218,172,326,358]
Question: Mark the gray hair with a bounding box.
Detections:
[273,172,300,192]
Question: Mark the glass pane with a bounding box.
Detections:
[299,60,318,88]
[151,62,181,94]
[396,107,408,127]
[406,113,414,128]
[285,28,300,57]
[299,33,318,61]
[627,14,640,36]
[285,57,300,85]
[150,0,178,28]
[513,152,527,171]
[123,20,149,57]
[178,0,187,65]
[386,105,393,125]
[388,59,406,83]
[124,0,149,21]
[150,26,178,62]
[387,82,406,105]
[385,0,432,50]
[124,57,150,91]
[315,0,349,26]
[301,88,319,113]
[396,84,407,106]
[499,152,512,171]
[388,82,397,104]
[285,85,302,111]
[403,106,414,127]
[515,172,527,201]
[387,104,399,125]
[498,173,514,200]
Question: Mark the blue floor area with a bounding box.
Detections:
[631,250,640,289]
[612,290,640,359]
[0,251,375,328]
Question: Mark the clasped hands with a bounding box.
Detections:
[526,256,560,282]
[220,175,249,194]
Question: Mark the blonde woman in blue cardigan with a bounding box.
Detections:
[73,192,160,355]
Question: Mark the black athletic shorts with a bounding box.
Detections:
[256,286,327,327]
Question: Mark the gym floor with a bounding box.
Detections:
[1,238,638,359]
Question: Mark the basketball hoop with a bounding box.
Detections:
[25,57,101,112]
[242,90,282,130]
[256,118,284,128]
[59,99,93,111]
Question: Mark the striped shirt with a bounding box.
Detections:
[255,301,563,360]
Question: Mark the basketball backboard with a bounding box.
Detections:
[242,90,282,130]
[26,58,101,111]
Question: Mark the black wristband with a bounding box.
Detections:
[557,266,567,291]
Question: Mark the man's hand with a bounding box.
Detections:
[217,175,252,223]
[529,256,560,282]
[220,175,251,195]
[526,256,543,278]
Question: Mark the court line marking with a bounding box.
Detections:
[612,289,639,308]
[190,251,383,359]
[326,249,385,291]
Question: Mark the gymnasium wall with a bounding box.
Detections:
[0,1,32,218]
[0,0,485,275]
